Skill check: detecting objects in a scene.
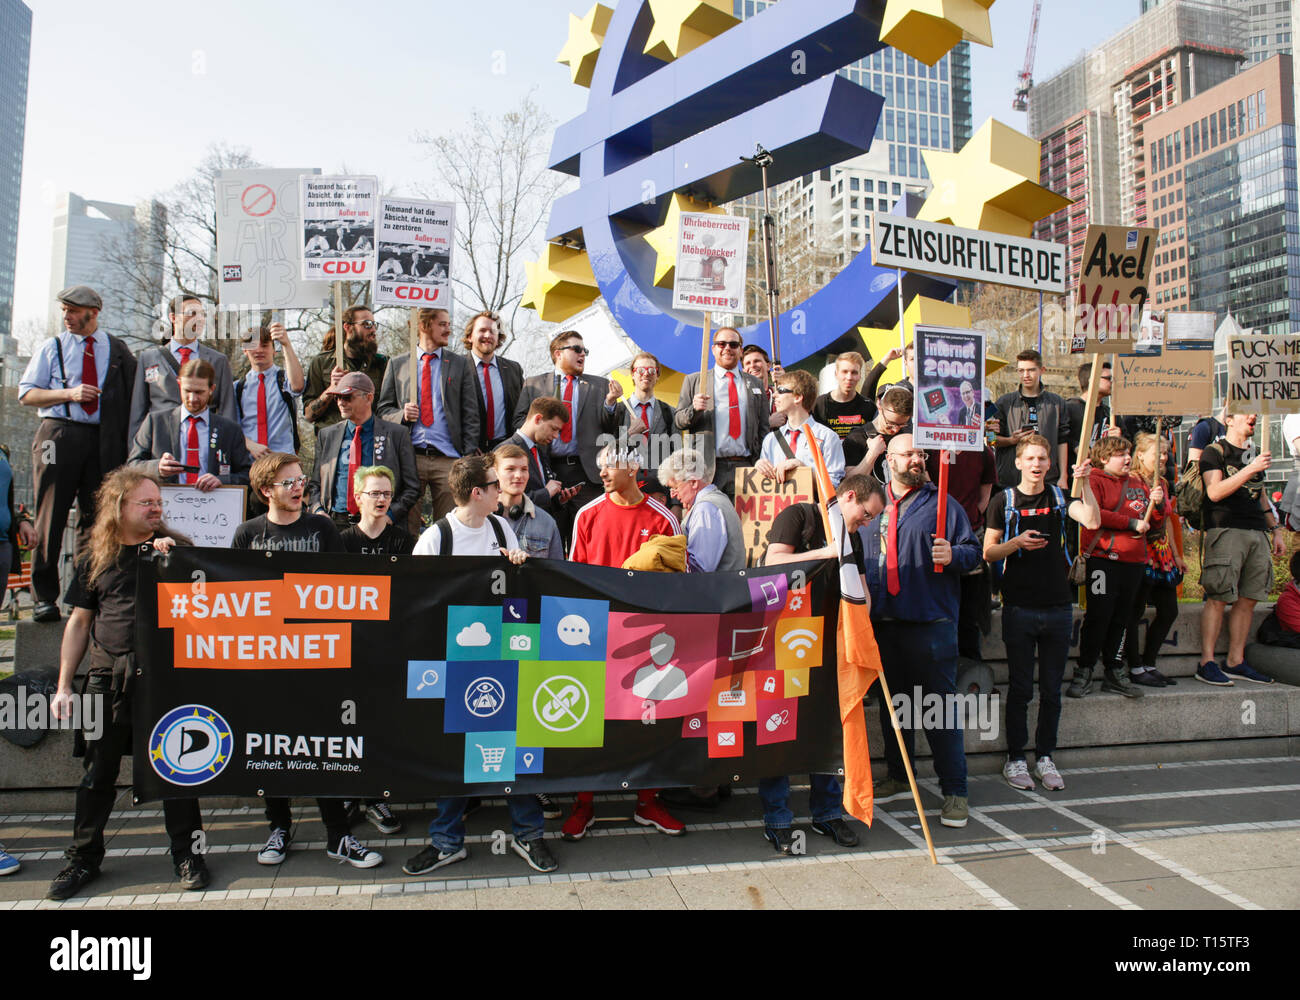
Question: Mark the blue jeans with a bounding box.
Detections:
[874,619,968,797]
[758,774,843,830]
[1002,603,1072,760]
[429,795,545,852]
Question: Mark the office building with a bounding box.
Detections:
[1142,1,1292,62]
[0,0,32,343]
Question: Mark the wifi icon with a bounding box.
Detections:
[780,628,819,660]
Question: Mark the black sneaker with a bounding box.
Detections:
[175,855,211,891]
[535,793,563,820]
[810,818,860,847]
[1101,668,1143,698]
[365,803,402,835]
[47,862,98,900]
[403,844,467,875]
[512,836,559,873]
[326,835,383,869]
[32,602,61,624]
[764,828,796,855]
[1066,667,1093,699]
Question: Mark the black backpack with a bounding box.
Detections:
[434,514,506,555]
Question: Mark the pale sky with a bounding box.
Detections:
[11,0,1145,334]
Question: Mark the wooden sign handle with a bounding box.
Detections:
[333,282,345,369]
[1071,352,1104,499]
[408,308,420,409]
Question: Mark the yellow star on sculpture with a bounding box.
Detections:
[643,0,739,62]
[642,193,723,288]
[520,242,601,323]
[556,3,613,88]
[858,296,972,383]
[918,119,1071,238]
[880,0,996,66]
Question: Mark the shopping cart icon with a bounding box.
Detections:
[476,744,507,773]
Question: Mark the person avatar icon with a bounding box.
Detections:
[632,631,689,702]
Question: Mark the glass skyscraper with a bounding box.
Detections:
[0,0,32,342]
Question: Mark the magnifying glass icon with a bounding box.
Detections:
[416,669,439,692]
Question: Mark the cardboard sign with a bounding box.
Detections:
[374,197,455,309]
[214,168,331,309]
[734,466,814,567]
[160,486,248,548]
[672,212,750,312]
[871,215,1065,294]
[913,324,985,452]
[1070,225,1158,354]
[1227,335,1300,414]
[1113,350,1213,416]
[301,175,378,281]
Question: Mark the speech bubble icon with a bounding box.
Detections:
[557,614,591,646]
[523,752,534,768]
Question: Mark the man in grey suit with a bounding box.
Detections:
[673,326,767,500]
[377,307,478,533]
[129,295,237,444]
[128,358,251,489]
[314,372,420,532]
[462,310,523,452]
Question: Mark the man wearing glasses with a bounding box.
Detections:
[617,351,675,503]
[849,386,914,484]
[303,305,391,434]
[673,327,767,500]
[756,369,846,487]
[412,455,526,559]
[340,465,414,556]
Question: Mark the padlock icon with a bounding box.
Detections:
[763,676,776,693]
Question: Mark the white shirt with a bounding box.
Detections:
[413,512,519,556]
[760,416,846,486]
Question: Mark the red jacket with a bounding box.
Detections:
[1079,471,1165,564]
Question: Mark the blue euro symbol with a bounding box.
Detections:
[546,0,949,371]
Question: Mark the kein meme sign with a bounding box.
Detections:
[913,324,986,452]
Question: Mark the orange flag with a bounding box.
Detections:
[803,428,882,825]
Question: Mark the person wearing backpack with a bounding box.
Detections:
[411,454,527,560]
[983,434,1100,792]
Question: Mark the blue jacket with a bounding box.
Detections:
[862,482,981,623]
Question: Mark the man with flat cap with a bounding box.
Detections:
[18,286,136,622]
[308,372,419,533]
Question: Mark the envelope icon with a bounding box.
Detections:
[716,731,736,746]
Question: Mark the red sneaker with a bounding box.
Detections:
[634,796,686,836]
[561,795,595,841]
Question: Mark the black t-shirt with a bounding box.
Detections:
[66,536,160,657]
[812,393,877,467]
[341,522,414,555]
[231,514,345,552]
[1200,441,1267,531]
[766,502,865,569]
[986,487,1073,607]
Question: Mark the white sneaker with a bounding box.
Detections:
[1033,756,1065,791]
[327,834,383,869]
[1003,757,1034,791]
[257,827,289,865]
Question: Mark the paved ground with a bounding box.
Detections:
[0,756,1296,910]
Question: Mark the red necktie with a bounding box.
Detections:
[346,426,362,515]
[256,373,268,445]
[185,415,200,485]
[640,403,650,429]
[80,337,98,416]
[531,446,543,482]
[178,346,192,367]
[725,371,740,439]
[420,353,434,427]
[560,376,574,443]
[788,428,800,452]
[482,362,495,439]
[885,484,915,597]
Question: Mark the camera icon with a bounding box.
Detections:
[508,634,532,652]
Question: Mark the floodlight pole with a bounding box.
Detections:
[741,144,781,366]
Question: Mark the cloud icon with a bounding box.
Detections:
[557,614,591,646]
[456,622,492,647]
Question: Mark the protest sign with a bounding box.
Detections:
[214,168,330,310]
[134,549,842,800]
[672,212,750,312]
[913,324,985,452]
[373,197,455,309]
[1070,225,1158,354]
[871,215,1065,294]
[1227,335,1300,414]
[1113,350,1213,416]
[1165,311,1216,351]
[1132,309,1164,357]
[160,486,247,548]
[300,175,378,282]
[734,467,814,567]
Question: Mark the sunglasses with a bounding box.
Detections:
[561,345,591,356]
[274,476,309,489]
[714,340,741,349]
[351,320,378,330]
[775,386,795,394]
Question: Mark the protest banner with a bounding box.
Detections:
[373,197,455,309]
[734,466,814,567]
[672,211,750,313]
[160,486,248,548]
[300,175,378,282]
[870,215,1065,294]
[1227,335,1300,414]
[1070,224,1158,354]
[1165,311,1216,351]
[134,549,842,800]
[214,168,330,310]
[1113,350,1213,416]
[913,324,985,452]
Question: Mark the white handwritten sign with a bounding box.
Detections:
[161,486,247,548]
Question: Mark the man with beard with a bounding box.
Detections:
[302,305,390,434]
[462,311,522,452]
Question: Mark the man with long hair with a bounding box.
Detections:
[47,468,208,899]
[302,304,390,434]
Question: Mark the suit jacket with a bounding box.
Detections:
[469,354,523,450]
[308,416,420,523]
[129,343,237,444]
[128,408,251,486]
[616,396,675,492]
[376,350,479,456]
[672,368,767,460]
[512,372,619,484]
[507,431,557,513]
[98,335,138,474]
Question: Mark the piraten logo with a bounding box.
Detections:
[149,705,234,786]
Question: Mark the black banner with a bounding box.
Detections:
[133,550,843,801]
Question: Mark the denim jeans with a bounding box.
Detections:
[757,774,843,830]
[874,619,968,797]
[1002,603,1072,760]
[429,795,545,852]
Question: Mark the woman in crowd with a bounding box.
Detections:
[1124,433,1183,687]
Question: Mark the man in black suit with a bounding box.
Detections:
[617,350,676,502]
[506,396,578,515]
[511,330,622,536]
[128,358,252,489]
[673,326,767,500]
[463,310,522,451]
[18,285,137,621]
[377,307,478,533]
[313,372,420,532]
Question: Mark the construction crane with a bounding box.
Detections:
[1012,0,1042,113]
